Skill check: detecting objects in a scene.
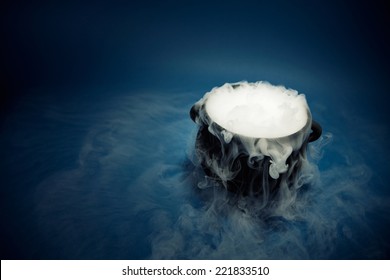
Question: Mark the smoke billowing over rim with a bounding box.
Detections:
[201,81,310,139]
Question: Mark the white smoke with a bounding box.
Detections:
[203,82,308,138]
[30,86,389,259]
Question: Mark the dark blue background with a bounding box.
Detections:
[1,0,389,259]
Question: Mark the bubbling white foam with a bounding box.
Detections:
[205,82,309,138]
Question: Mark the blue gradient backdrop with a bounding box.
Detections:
[1,0,389,259]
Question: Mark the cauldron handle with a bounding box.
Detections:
[190,105,198,122]
[309,120,322,142]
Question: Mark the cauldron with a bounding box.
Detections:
[190,82,322,196]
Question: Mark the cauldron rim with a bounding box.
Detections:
[190,104,321,144]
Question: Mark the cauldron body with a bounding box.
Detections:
[190,104,322,196]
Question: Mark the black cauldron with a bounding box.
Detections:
[190,99,322,196]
